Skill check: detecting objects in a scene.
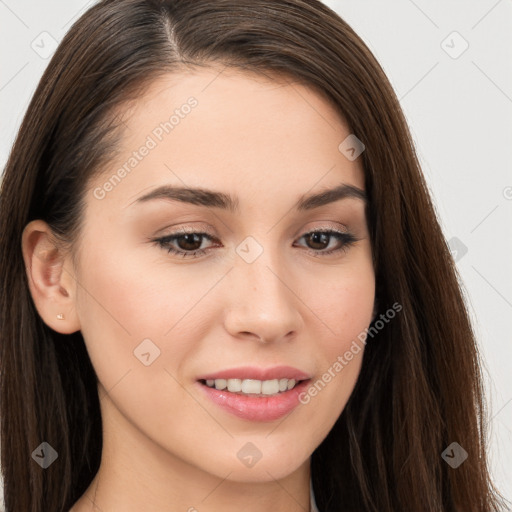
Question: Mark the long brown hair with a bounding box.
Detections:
[0,1,507,510]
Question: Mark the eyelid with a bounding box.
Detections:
[157,224,217,238]
[295,221,351,237]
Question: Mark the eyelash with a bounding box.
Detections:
[152,228,359,259]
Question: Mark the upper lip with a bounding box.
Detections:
[197,365,312,382]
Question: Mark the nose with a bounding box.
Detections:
[223,242,303,344]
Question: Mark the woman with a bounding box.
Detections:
[0,0,506,511]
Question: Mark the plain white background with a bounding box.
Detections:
[1,0,511,509]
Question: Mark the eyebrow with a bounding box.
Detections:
[132,182,367,213]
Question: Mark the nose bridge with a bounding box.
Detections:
[225,234,302,341]
[235,235,290,307]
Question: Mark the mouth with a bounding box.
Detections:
[195,366,313,421]
[196,371,312,422]
[198,377,306,397]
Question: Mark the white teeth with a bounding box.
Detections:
[227,379,242,392]
[204,378,301,396]
[214,379,227,390]
[261,379,279,395]
[241,379,261,394]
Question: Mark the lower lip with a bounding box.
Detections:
[197,379,311,422]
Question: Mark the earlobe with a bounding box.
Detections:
[21,220,80,334]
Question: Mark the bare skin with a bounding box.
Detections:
[22,66,375,512]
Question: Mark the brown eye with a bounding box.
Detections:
[304,232,331,250]
[175,233,204,251]
[295,230,358,255]
[153,231,218,258]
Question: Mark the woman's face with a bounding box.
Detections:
[72,67,375,483]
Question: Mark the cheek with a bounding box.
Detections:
[74,243,225,381]
[73,246,209,431]
[314,261,375,354]
[298,259,374,413]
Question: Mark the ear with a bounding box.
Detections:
[21,220,80,334]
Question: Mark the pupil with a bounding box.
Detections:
[308,232,328,249]
[179,233,201,250]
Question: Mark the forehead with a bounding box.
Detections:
[86,66,365,213]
